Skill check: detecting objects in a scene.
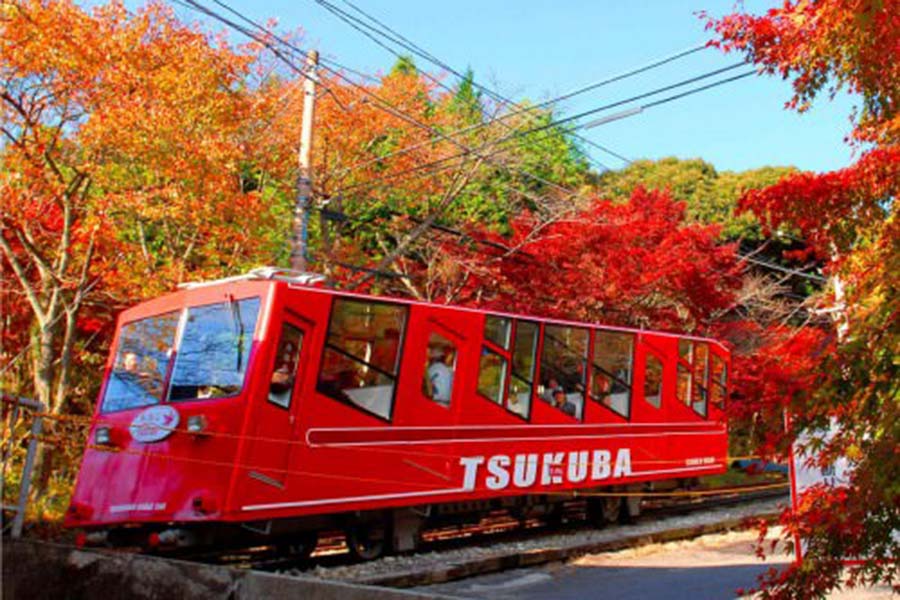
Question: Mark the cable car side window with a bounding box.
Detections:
[676,339,693,408]
[590,330,633,419]
[476,315,507,406]
[710,354,728,408]
[539,325,588,420]
[691,342,710,417]
[477,348,507,404]
[268,323,304,409]
[168,298,261,402]
[508,321,539,419]
[317,298,407,421]
[101,311,180,413]
[644,352,664,409]
[423,333,456,407]
[477,316,535,419]
[484,315,512,350]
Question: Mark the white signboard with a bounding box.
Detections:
[789,420,897,563]
[129,405,179,443]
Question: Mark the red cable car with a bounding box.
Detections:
[65,268,730,558]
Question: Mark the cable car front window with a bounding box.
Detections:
[168,298,261,401]
[101,311,180,413]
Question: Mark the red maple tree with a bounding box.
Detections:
[707,1,899,596]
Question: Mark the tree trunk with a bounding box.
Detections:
[30,321,56,411]
[28,315,60,500]
[52,308,78,415]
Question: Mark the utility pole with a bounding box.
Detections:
[290,50,318,272]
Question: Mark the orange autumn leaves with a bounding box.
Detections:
[2,0,267,298]
[0,0,527,419]
[707,1,899,597]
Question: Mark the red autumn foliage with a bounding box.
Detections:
[727,326,833,457]
[705,0,899,145]
[708,0,899,596]
[445,187,741,332]
[738,146,900,257]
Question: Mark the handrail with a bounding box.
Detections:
[177,266,327,290]
[1,396,46,538]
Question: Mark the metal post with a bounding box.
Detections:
[290,50,319,272]
[10,399,44,539]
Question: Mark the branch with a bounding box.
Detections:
[0,125,23,147]
[14,223,60,286]
[0,90,30,122]
[0,229,47,324]
[347,157,485,291]
[136,220,153,270]
[70,227,97,309]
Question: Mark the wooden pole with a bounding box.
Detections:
[290,50,319,272]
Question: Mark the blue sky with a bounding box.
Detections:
[168,0,859,174]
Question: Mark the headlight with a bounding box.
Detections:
[186,415,207,434]
[94,426,112,445]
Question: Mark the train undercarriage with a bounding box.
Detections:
[76,481,684,563]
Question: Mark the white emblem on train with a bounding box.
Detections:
[129,405,179,443]
[459,449,632,491]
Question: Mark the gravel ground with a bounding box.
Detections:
[293,496,788,583]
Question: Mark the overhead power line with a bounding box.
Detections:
[178,0,752,211]
[331,45,734,177]
[317,0,625,169]
[179,0,591,207]
[171,0,770,287]
[333,66,756,196]
[740,255,826,283]
[335,0,705,136]
[190,0,715,182]
[325,0,715,174]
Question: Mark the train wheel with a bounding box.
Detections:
[346,522,389,561]
[588,496,624,527]
[544,504,565,528]
[622,495,642,524]
[278,531,318,564]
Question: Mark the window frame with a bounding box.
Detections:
[315,296,409,422]
[642,349,665,410]
[538,323,589,422]
[505,319,539,421]
[484,315,513,350]
[422,331,457,409]
[100,310,182,414]
[476,345,508,407]
[691,342,710,418]
[587,328,634,420]
[709,353,728,409]
[676,339,693,410]
[475,315,535,421]
[675,339,711,419]
[166,297,262,404]
[267,321,305,410]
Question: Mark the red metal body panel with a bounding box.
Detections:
[66,280,730,533]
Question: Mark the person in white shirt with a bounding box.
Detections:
[427,346,453,406]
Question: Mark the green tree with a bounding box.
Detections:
[595,157,796,240]
[447,67,483,125]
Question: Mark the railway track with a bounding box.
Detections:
[190,484,788,578]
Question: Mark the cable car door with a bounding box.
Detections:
[397,312,467,425]
[245,315,310,493]
[393,310,469,487]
